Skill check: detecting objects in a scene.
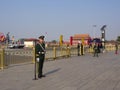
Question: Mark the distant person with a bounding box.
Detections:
[99,43,103,53]
[115,43,118,54]
[81,43,84,55]
[35,35,46,79]
[77,43,80,56]
[66,44,70,57]
[97,43,100,53]
[6,32,10,44]
[89,43,92,48]
[93,43,99,57]
[67,44,69,49]
[17,40,20,45]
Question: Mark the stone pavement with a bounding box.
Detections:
[0,51,120,90]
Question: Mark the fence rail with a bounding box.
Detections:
[0,45,120,69]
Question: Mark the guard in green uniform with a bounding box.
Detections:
[35,35,46,78]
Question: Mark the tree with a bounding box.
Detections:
[51,40,57,43]
[116,36,120,42]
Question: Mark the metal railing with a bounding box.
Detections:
[45,47,71,60]
[0,45,120,69]
[0,49,4,69]
[0,49,33,69]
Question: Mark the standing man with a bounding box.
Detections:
[93,43,99,57]
[6,32,10,44]
[77,43,80,56]
[115,43,118,54]
[36,35,46,78]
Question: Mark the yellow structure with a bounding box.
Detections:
[0,49,4,69]
[59,35,63,46]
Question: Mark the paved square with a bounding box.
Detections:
[0,51,120,90]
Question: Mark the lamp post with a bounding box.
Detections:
[101,25,107,49]
[93,25,97,38]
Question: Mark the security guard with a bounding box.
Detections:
[35,35,46,78]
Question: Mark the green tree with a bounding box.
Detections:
[51,40,57,43]
[116,36,120,42]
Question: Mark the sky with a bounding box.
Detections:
[0,0,120,41]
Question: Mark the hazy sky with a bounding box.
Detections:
[0,0,120,41]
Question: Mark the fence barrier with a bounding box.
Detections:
[0,45,120,69]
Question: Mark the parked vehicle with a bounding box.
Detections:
[8,44,25,49]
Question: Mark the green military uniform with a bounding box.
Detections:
[35,36,46,78]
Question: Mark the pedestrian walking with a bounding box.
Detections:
[35,35,46,79]
[115,43,118,54]
[97,43,101,53]
[99,43,103,53]
[93,43,99,57]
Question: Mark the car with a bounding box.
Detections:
[8,44,25,49]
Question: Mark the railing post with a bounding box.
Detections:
[68,47,71,57]
[61,47,63,57]
[0,50,1,69]
[32,47,35,63]
[83,45,85,55]
[0,49,4,70]
[53,47,56,60]
[80,46,81,55]
[66,47,68,57]
[67,47,71,57]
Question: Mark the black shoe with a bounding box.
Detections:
[41,75,46,77]
[38,76,42,79]
[38,77,42,79]
[38,75,46,78]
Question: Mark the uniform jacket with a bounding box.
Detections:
[35,42,45,56]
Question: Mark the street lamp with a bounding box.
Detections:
[93,25,97,38]
[101,25,107,49]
